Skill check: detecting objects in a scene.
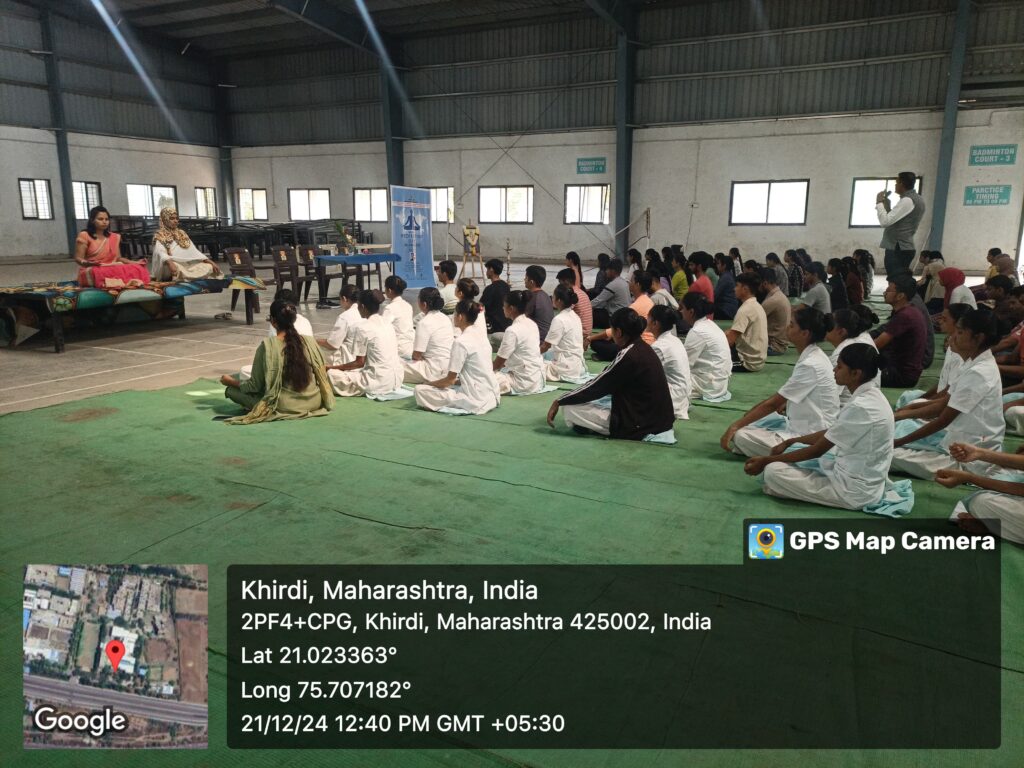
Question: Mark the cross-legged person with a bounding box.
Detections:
[493,290,545,396]
[403,287,454,385]
[938,442,1024,544]
[328,289,404,398]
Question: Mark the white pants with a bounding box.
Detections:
[1007,405,1024,436]
[958,492,1024,545]
[239,364,252,382]
[403,358,445,385]
[732,426,791,457]
[328,369,366,397]
[762,463,859,510]
[562,402,611,435]
[889,447,957,479]
[413,384,496,415]
[495,370,543,396]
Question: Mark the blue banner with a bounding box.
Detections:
[390,185,434,290]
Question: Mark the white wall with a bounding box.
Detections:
[0,127,220,258]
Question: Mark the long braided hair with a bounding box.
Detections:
[270,300,311,391]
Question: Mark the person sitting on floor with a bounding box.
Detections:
[744,344,894,510]
[221,300,334,424]
[435,259,459,313]
[481,258,511,349]
[826,305,880,405]
[798,262,832,315]
[75,206,150,288]
[759,267,791,356]
[586,252,611,300]
[413,299,500,415]
[403,287,454,384]
[826,258,851,311]
[591,257,630,328]
[670,250,691,302]
[681,293,732,402]
[328,289,404,398]
[842,256,864,306]
[524,265,554,341]
[765,252,789,297]
[547,308,674,440]
[318,284,362,366]
[872,274,928,388]
[713,252,739,320]
[938,267,977,312]
[892,303,970,411]
[382,275,414,358]
[686,252,716,309]
[890,308,1004,480]
[556,267,593,338]
[986,275,1023,336]
[493,290,545,396]
[648,304,691,421]
[727,272,768,373]
[452,277,486,336]
[150,207,222,281]
[587,270,655,361]
[565,250,585,292]
[784,249,805,299]
[542,285,586,383]
[938,442,1024,544]
[721,306,840,457]
[241,288,314,381]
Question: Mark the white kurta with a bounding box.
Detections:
[452,310,487,338]
[543,309,586,382]
[949,284,978,309]
[684,317,731,401]
[414,327,500,414]
[403,310,454,384]
[651,332,691,420]
[151,240,212,280]
[329,314,404,397]
[383,296,415,357]
[818,384,894,507]
[495,315,545,395]
[829,332,880,405]
[325,305,364,366]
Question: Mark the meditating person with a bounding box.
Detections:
[221,300,334,424]
[855,249,875,298]
[542,285,586,383]
[681,293,731,402]
[744,344,895,510]
[825,258,850,311]
[784,249,805,299]
[713,252,739,320]
[75,206,150,288]
[586,252,611,299]
[759,267,791,356]
[150,207,222,281]
[556,267,593,338]
[650,265,679,309]
[939,267,977,310]
[547,308,674,440]
[727,273,768,373]
[826,305,879,405]
[414,300,500,415]
[382,275,414,358]
[798,262,832,315]
[588,270,654,361]
[565,251,585,292]
[623,249,643,282]
[890,308,1004,479]
[328,289,404,397]
[722,306,840,457]
[939,442,1024,544]
[765,252,789,296]
[318,284,362,366]
[591,257,630,328]
[648,305,691,421]
[241,288,314,381]
[994,253,1020,287]
[451,278,486,336]
[670,250,691,302]
[493,290,545,396]
[842,256,864,306]
[686,252,716,308]
[918,251,946,313]
[524,265,553,341]
[873,274,928,387]
[435,259,459,313]
[892,303,969,410]
[481,258,511,347]
[403,287,455,384]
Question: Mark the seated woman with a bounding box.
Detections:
[451,278,486,336]
[328,289,404,397]
[825,258,850,311]
[150,207,222,281]
[670,250,691,302]
[318,285,362,366]
[542,285,586,383]
[681,293,731,402]
[404,288,455,384]
[547,308,674,440]
[220,300,333,424]
[648,304,691,421]
[938,442,1024,544]
[588,270,654,361]
[721,306,840,457]
[892,302,970,410]
[744,344,895,510]
[938,267,977,310]
[382,275,414,357]
[75,206,150,288]
[414,300,500,415]
[826,305,879,405]
[494,290,545,395]
[890,308,1004,479]
[842,256,864,305]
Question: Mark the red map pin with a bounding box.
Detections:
[105,639,125,672]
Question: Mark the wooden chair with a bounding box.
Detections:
[296,245,326,302]
[268,245,301,295]
[224,247,290,323]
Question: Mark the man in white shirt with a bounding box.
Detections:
[875,171,925,279]
[328,290,403,397]
[435,260,458,314]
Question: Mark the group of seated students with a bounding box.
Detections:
[221,246,1024,547]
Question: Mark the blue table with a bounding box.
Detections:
[314,253,401,304]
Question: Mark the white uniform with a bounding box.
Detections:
[324,304,364,366]
[383,296,414,357]
[891,349,1005,479]
[414,327,500,414]
[949,284,977,309]
[893,348,963,409]
[684,317,731,401]
[495,315,545,395]
[960,491,1024,545]
[151,240,215,281]
[329,314,404,397]
[733,344,840,457]
[651,332,691,420]
[543,309,586,382]
[452,310,487,338]
[403,310,454,384]
[829,333,879,405]
[763,383,894,509]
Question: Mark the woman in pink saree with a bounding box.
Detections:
[75,206,150,288]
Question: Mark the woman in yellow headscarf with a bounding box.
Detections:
[150,207,223,281]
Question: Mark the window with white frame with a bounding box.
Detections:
[479,186,534,224]
[72,181,101,220]
[195,187,217,218]
[849,177,923,227]
[19,179,53,220]
[239,188,268,221]
[126,184,177,216]
[428,186,455,223]
[729,180,809,225]
[288,188,331,221]
[564,184,610,225]
[354,188,388,222]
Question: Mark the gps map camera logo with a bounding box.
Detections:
[748,524,785,559]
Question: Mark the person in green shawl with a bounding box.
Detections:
[220,300,334,424]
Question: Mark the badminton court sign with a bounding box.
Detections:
[576,157,606,174]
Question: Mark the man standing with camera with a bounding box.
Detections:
[876,171,926,278]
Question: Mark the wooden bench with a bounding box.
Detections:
[0,276,264,353]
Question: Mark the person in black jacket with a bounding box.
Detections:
[547,308,674,440]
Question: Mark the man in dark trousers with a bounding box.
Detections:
[875,171,925,278]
